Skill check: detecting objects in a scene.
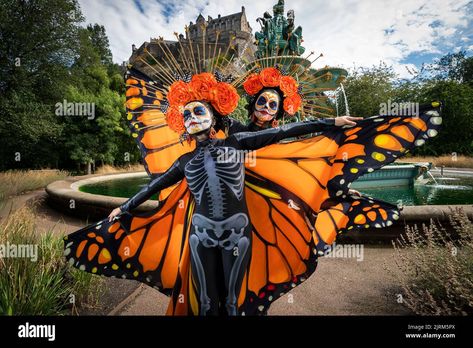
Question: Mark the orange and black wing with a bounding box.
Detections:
[324,102,442,196]
[313,195,400,251]
[237,172,320,315]
[125,67,195,176]
[238,167,399,315]
[236,103,442,314]
[247,102,441,240]
[308,103,442,246]
[63,180,193,295]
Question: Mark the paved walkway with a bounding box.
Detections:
[114,246,410,315]
[0,189,87,235]
[2,189,411,315]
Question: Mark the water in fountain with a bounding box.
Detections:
[333,83,349,117]
[425,170,439,185]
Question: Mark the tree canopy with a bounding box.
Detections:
[340,53,473,156]
[0,0,138,172]
[0,0,471,173]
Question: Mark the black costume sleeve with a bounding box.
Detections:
[232,118,336,150]
[227,117,249,134]
[119,159,185,212]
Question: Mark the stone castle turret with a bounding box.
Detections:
[129,6,256,74]
[186,6,253,58]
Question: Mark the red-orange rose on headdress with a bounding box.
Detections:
[167,80,193,106]
[280,75,298,97]
[259,67,282,87]
[243,73,263,95]
[165,73,239,134]
[283,93,302,115]
[165,105,186,134]
[211,82,239,115]
[190,72,218,101]
[242,66,304,117]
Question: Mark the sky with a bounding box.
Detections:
[78,0,473,79]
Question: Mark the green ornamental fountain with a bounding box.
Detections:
[250,1,431,186]
[251,0,348,119]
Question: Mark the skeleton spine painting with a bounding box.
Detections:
[64,0,443,315]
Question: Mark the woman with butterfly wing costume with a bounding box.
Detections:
[64,60,442,315]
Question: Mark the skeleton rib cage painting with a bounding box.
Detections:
[64,2,443,316]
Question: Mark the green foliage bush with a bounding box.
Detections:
[391,209,473,315]
[0,207,102,315]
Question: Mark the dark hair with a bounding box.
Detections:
[246,88,286,120]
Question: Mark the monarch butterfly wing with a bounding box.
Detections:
[325,102,442,196]
[313,195,400,251]
[64,180,193,295]
[246,102,441,253]
[249,133,342,213]
[239,172,320,315]
[125,67,195,176]
[236,106,442,314]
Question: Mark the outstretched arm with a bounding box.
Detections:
[232,118,333,150]
[108,159,184,220]
[232,116,362,150]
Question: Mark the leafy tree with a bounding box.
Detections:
[0,0,139,172]
[419,80,473,155]
[421,51,473,85]
[0,0,83,170]
[339,56,473,156]
[340,62,396,117]
[61,25,132,173]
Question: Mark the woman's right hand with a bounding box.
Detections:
[108,207,122,222]
[335,116,363,127]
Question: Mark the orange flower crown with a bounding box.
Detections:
[165,72,239,134]
[242,67,302,116]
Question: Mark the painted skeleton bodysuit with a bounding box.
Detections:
[118,119,335,315]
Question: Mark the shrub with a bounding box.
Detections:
[391,208,473,315]
[0,207,102,315]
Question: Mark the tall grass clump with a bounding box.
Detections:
[398,155,473,168]
[0,169,68,205]
[391,209,473,315]
[94,163,144,175]
[0,207,102,315]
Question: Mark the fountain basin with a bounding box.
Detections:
[351,163,430,189]
[309,67,348,89]
[46,170,473,222]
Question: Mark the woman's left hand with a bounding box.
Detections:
[334,115,363,127]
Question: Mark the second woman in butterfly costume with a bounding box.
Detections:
[108,85,359,315]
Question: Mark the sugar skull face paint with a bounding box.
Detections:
[253,89,280,122]
[183,101,213,135]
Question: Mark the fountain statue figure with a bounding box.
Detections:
[255,0,305,58]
